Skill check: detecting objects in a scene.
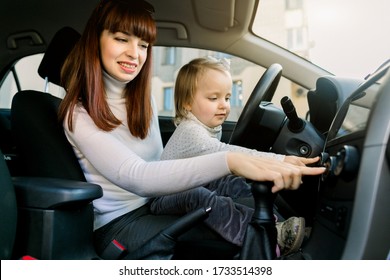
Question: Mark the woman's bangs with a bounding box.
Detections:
[103,4,156,43]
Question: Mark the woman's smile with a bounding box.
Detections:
[118,61,138,74]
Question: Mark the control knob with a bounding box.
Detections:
[320,145,359,181]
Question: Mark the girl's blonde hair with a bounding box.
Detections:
[174,57,230,124]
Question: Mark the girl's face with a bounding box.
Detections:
[188,68,232,128]
[100,30,149,83]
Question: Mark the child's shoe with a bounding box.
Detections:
[275,216,305,256]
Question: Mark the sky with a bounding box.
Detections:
[306,0,390,78]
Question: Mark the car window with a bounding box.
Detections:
[0,48,309,120]
[0,54,65,109]
[152,46,309,121]
[252,0,390,79]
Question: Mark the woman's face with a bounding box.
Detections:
[100,30,149,83]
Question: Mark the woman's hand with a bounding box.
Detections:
[227,152,325,193]
[284,155,321,167]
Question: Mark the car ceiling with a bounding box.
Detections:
[1,0,326,88]
[0,0,254,59]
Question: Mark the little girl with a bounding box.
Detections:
[150,57,308,256]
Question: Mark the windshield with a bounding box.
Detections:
[252,0,390,79]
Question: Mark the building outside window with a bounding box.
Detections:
[164,47,176,65]
[285,0,303,10]
[163,86,174,111]
[231,80,243,107]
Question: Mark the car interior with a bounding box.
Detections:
[0,0,389,260]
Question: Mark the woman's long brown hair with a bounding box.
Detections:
[58,0,157,139]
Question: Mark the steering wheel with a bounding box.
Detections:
[229,63,282,146]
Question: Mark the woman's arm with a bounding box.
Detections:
[65,108,231,197]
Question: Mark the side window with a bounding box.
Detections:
[163,87,174,112]
[163,47,176,65]
[0,71,17,109]
[152,46,309,121]
[231,80,243,107]
[0,54,65,109]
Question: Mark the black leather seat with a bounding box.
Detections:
[12,27,83,180]
[12,91,85,180]
[1,145,101,260]
[7,27,102,259]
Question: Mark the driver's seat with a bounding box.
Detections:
[12,27,84,181]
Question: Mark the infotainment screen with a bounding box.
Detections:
[326,62,390,142]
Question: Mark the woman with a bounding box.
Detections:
[58,0,325,257]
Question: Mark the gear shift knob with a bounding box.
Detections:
[251,181,274,223]
[240,181,277,260]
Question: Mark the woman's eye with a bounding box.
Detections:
[115,37,127,42]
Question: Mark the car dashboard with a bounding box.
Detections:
[302,63,390,259]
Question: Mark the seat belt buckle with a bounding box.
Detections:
[101,239,128,259]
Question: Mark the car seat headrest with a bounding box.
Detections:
[38,26,80,86]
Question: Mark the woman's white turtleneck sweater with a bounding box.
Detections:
[64,72,230,230]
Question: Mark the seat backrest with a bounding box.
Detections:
[11,27,84,181]
[11,90,85,180]
[0,149,17,259]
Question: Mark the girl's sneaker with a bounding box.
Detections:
[275,217,305,256]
